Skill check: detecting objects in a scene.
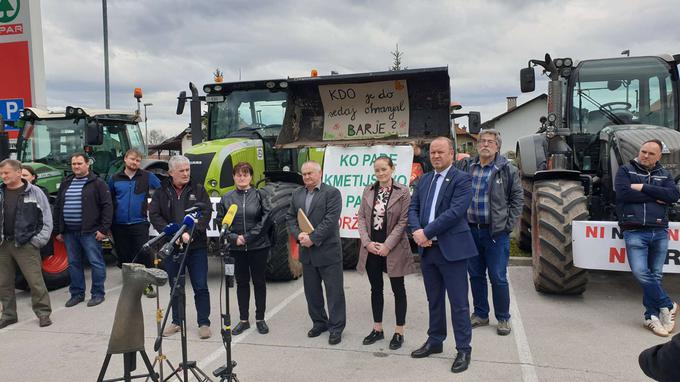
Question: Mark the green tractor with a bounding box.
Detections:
[516,53,680,294]
[178,67,455,281]
[13,106,168,290]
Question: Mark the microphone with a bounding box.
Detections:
[219,204,238,237]
[141,223,179,252]
[159,215,196,260]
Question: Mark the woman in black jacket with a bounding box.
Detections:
[216,162,272,335]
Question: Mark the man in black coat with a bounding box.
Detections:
[286,161,346,345]
[149,155,213,339]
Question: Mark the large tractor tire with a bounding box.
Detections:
[16,235,70,291]
[260,182,303,281]
[531,179,589,294]
[518,177,532,252]
[342,238,360,269]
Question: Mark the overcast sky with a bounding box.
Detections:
[39,0,680,139]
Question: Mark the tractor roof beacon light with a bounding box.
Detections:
[310,69,318,77]
[134,88,143,100]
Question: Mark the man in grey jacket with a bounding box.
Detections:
[0,159,53,328]
[286,161,346,345]
[456,129,523,336]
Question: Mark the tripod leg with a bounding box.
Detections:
[140,351,160,382]
[97,354,112,382]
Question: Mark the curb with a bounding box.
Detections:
[509,256,532,267]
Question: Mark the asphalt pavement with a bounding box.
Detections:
[1,258,678,381]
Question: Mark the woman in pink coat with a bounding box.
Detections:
[357,156,416,350]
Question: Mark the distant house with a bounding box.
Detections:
[454,123,478,154]
[148,128,192,159]
[481,94,547,155]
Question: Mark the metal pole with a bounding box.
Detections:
[144,103,152,151]
[102,0,110,109]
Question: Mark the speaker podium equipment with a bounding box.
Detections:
[97,263,169,382]
[213,204,240,382]
[155,216,214,382]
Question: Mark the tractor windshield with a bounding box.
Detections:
[19,118,137,177]
[208,89,288,140]
[570,56,677,134]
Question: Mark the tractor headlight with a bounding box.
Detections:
[547,113,557,123]
[208,179,218,188]
[546,124,556,138]
[213,85,222,91]
[555,58,564,68]
[211,190,220,198]
[279,81,288,88]
[265,81,276,89]
[564,58,573,67]
[203,85,212,93]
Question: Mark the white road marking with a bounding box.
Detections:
[508,281,539,382]
[198,285,305,368]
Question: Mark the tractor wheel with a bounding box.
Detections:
[518,177,532,252]
[260,182,303,281]
[531,179,589,294]
[16,235,70,291]
[341,238,360,269]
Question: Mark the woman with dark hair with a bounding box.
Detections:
[21,165,50,198]
[216,162,272,335]
[357,155,416,350]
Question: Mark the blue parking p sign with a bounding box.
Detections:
[0,98,24,122]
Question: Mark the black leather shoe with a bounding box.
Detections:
[411,342,443,358]
[87,296,105,307]
[362,330,384,345]
[65,296,84,308]
[389,333,404,350]
[256,320,269,334]
[451,352,471,373]
[232,321,250,336]
[307,326,328,338]
[328,332,342,345]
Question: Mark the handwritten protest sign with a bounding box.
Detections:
[319,80,409,140]
[323,145,413,238]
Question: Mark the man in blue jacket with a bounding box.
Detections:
[108,148,161,297]
[615,139,679,337]
[408,137,478,373]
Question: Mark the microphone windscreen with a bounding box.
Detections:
[183,214,196,229]
[163,223,180,235]
[222,204,238,227]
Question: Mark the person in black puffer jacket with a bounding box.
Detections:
[216,162,272,336]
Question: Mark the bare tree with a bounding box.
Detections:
[390,43,407,71]
[148,129,167,145]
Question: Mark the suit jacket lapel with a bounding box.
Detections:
[307,184,322,215]
[434,167,456,216]
[420,172,434,225]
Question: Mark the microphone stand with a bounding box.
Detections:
[155,224,213,382]
[213,236,239,382]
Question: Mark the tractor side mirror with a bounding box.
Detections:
[176,90,187,115]
[468,112,481,134]
[86,120,103,146]
[520,67,536,93]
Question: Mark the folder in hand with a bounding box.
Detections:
[297,208,315,233]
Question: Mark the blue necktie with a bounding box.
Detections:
[424,173,440,225]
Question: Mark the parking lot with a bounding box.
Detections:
[1,259,677,381]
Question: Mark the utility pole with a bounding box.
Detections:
[102,0,110,108]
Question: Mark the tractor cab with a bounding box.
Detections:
[16,107,145,193]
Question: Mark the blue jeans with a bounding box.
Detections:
[63,231,106,298]
[623,229,673,319]
[468,228,511,321]
[165,247,211,327]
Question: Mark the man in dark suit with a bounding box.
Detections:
[286,161,346,345]
[408,137,478,373]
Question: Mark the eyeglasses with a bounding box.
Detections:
[479,139,497,146]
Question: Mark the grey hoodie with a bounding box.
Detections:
[455,154,523,236]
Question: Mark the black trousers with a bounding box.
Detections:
[112,222,151,267]
[231,247,268,321]
[365,253,407,326]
